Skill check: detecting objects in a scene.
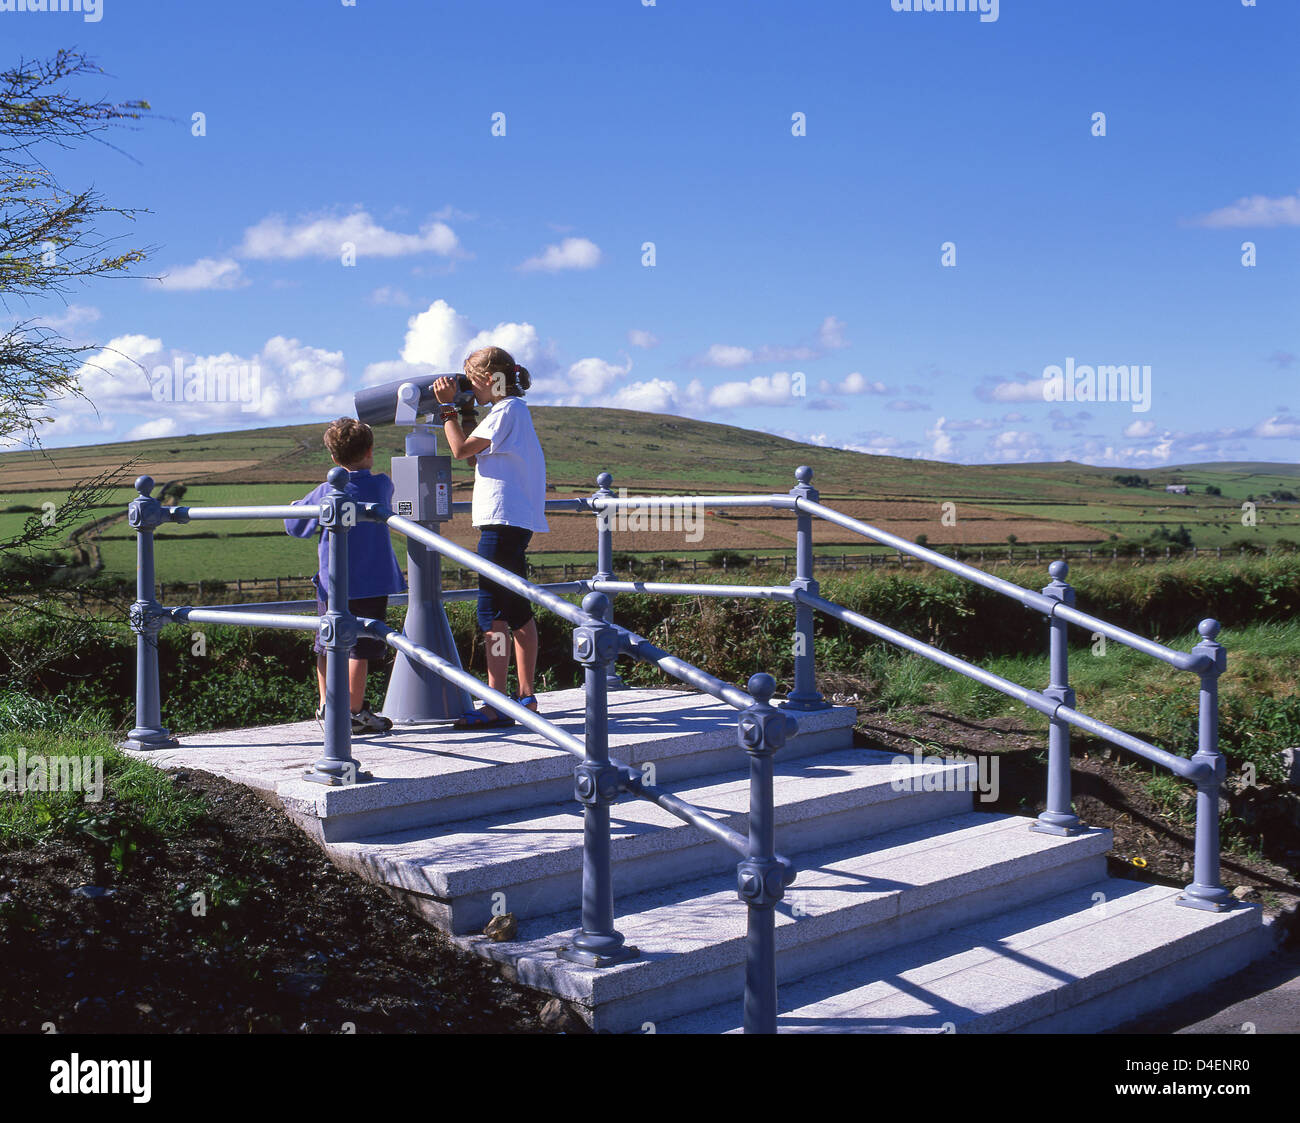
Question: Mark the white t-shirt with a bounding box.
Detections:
[470,396,550,532]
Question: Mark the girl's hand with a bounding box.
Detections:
[432,376,457,404]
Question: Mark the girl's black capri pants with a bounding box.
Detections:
[475,524,534,632]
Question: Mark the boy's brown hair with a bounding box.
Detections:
[323,417,374,466]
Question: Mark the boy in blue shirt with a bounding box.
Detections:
[285,417,406,733]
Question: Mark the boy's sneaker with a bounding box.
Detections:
[351,708,393,734]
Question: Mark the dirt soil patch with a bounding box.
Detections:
[0,769,559,1034]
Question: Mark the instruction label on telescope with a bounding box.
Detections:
[436,482,449,518]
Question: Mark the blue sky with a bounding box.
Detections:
[7,0,1298,466]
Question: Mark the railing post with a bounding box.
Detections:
[1179,619,1232,912]
[1032,561,1082,835]
[591,471,627,690]
[737,673,798,1034]
[304,467,368,786]
[560,593,639,968]
[122,476,179,750]
[782,466,829,711]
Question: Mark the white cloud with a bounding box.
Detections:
[977,377,1052,403]
[818,315,849,350]
[689,316,845,369]
[927,416,956,458]
[1253,415,1300,439]
[518,237,602,273]
[155,257,247,292]
[707,371,800,409]
[817,371,888,396]
[237,209,459,260]
[986,430,1050,461]
[463,321,543,367]
[127,417,178,441]
[699,344,754,368]
[627,329,659,349]
[1190,190,1300,229]
[261,336,347,403]
[526,356,634,407]
[399,299,474,369]
[1124,419,1156,438]
[609,378,689,413]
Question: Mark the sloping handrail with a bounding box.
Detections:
[124,458,1236,1035]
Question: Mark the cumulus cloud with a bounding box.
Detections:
[1124,419,1156,438]
[1190,190,1300,229]
[975,375,1052,404]
[609,378,705,414]
[127,417,178,441]
[518,237,602,273]
[627,329,659,349]
[237,209,459,260]
[816,372,888,396]
[818,316,849,350]
[1252,415,1300,439]
[23,331,363,448]
[399,299,474,369]
[155,257,247,292]
[689,316,849,369]
[926,416,956,459]
[987,430,1049,461]
[707,371,801,409]
[698,344,754,368]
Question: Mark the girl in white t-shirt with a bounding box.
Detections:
[432,346,549,728]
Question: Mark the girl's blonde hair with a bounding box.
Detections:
[463,345,530,397]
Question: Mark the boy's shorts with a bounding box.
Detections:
[314,595,389,661]
[475,524,534,632]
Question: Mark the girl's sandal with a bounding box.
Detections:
[453,707,515,730]
[516,694,539,713]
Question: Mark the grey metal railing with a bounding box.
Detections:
[123,459,1236,1036]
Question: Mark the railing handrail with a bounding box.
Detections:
[797,589,1206,782]
[126,461,1234,1034]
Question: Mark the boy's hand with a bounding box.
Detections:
[432,376,457,404]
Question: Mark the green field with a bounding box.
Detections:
[2,410,1295,584]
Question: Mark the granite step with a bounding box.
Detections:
[655,877,1266,1034]
[446,811,1113,1032]
[328,746,984,933]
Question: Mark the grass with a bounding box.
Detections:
[0,727,208,853]
[843,619,1300,784]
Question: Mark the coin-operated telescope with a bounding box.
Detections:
[355,377,474,723]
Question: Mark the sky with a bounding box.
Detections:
[5,0,1298,468]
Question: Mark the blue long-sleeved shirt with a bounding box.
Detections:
[284,470,406,600]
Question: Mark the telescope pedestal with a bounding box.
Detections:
[382,419,474,724]
[384,534,474,723]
